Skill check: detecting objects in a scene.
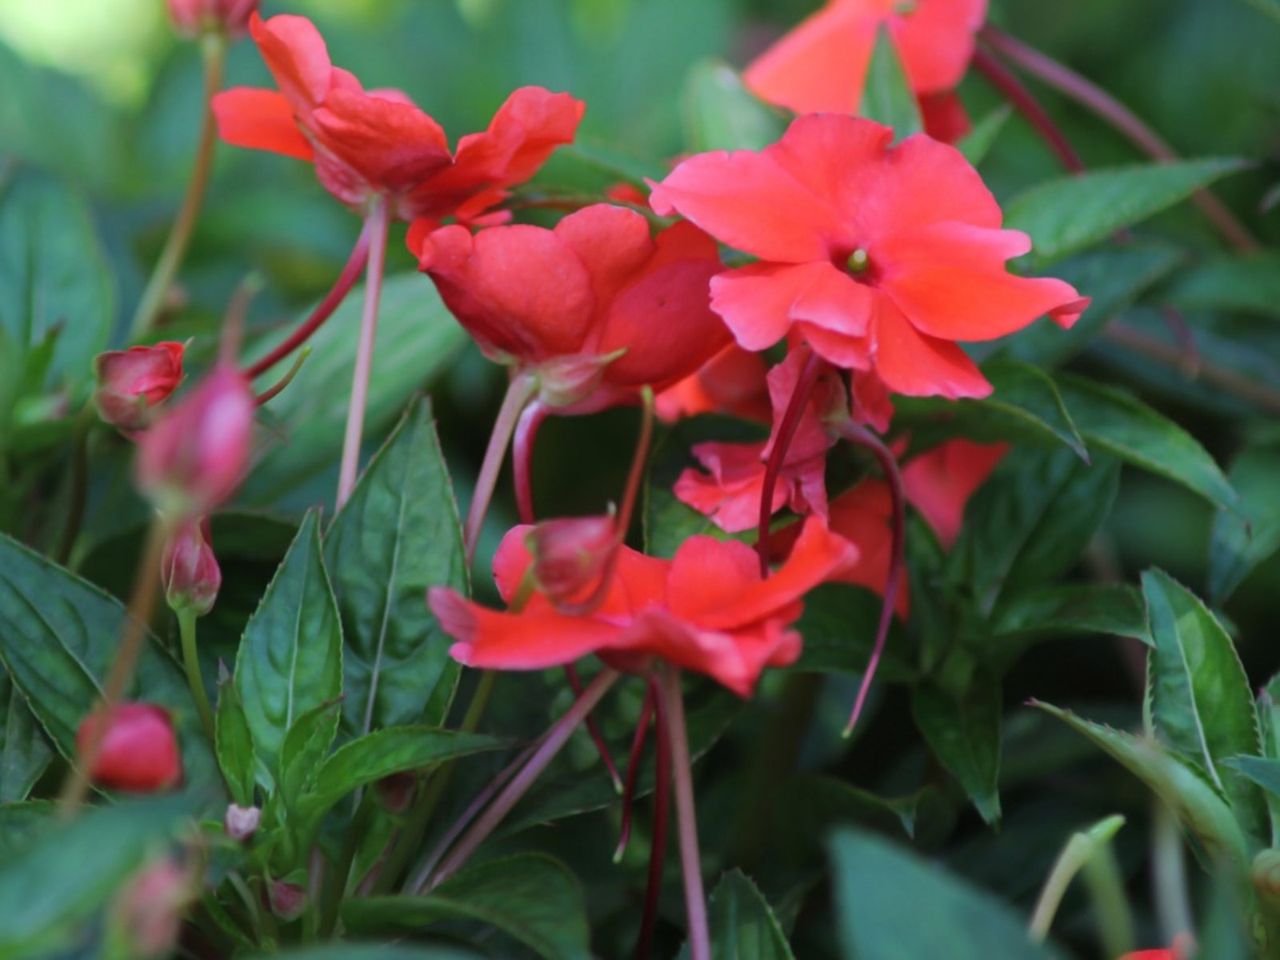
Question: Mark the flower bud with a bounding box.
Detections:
[526,515,617,604]
[94,342,185,434]
[166,0,258,38]
[136,364,255,519]
[375,772,416,814]
[224,803,261,842]
[267,878,308,921]
[162,519,222,616]
[110,857,194,959]
[76,703,182,792]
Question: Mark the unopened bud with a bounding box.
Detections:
[76,703,182,793]
[94,342,185,434]
[224,803,261,842]
[136,363,255,519]
[375,772,416,814]
[536,350,625,408]
[166,0,258,38]
[110,857,194,959]
[526,515,617,603]
[162,519,222,616]
[267,878,307,921]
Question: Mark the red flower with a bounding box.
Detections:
[94,342,185,434]
[136,363,256,518]
[902,439,1006,548]
[744,0,986,133]
[162,518,222,616]
[429,516,858,697]
[166,0,257,37]
[77,703,182,793]
[525,515,618,603]
[650,114,1088,399]
[212,14,583,222]
[655,344,771,424]
[411,203,730,401]
[1119,952,1178,960]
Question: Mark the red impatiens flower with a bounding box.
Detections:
[166,0,257,37]
[429,516,858,697]
[655,344,771,424]
[212,13,583,223]
[94,342,186,434]
[650,114,1088,400]
[77,703,182,793]
[411,203,731,403]
[902,438,1006,548]
[744,0,986,141]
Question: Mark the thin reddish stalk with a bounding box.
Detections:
[658,666,709,960]
[980,25,1260,253]
[634,681,671,960]
[756,349,822,576]
[246,223,371,379]
[834,420,905,737]
[615,683,658,862]
[463,372,538,566]
[254,346,310,406]
[512,400,549,525]
[970,47,1084,174]
[565,663,624,792]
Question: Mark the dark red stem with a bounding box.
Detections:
[970,47,1084,174]
[634,679,671,960]
[615,682,658,861]
[834,419,906,736]
[564,664,624,793]
[245,221,372,380]
[513,401,549,526]
[756,349,823,576]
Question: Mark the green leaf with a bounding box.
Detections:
[1169,252,1280,319]
[913,674,1002,823]
[683,60,786,152]
[343,854,590,960]
[1222,756,1280,797]
[215,677,255,807]
[1004,158,1247,265]
[1209,444,1280,602]
[0,673,53,803]
[859,26,923,139]
[325,399,466,735]
[829,828,1059,960]
[957,104,1012,166]
[1035,703,1251,871]
[991,584,1150,644]
[0,797,190,956]
[776,775,948,846]
[268,948,479,960]
[894,360,1087,459]
[1056,374,1237,510]
[0,534,217,791]
[791,584,913,680]
[241,275,468,505]
[279,699,342,814]
[235,512,344,773]
[0,801,53,859]
[1143,569,1266,844]
[677,870,795,960]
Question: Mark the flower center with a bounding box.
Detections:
[846,248,871,274]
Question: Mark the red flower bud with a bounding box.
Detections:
[224,803,261,841]
[93,342,185,434]
[526,515,618,604]
[267,879,308,921]
[136,364,255,518]
[76,703,182,792]
[375,772,416,814]
[166,0,258,38]
[162,519,222,616]
[110,857,194,959]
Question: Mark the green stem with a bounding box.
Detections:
[1153,802,1195,945]
[1028,814,1126,942]
[130,33,227,339]
[1082,838,1136,958]
[178,608,215,742]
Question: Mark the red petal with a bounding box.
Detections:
[710,262,849,353]
[673,442,774,534]
[213,88,314,161]
[868,133,1001,235]
[554,204,654,307]
[872,299,991,399]
[250,13,334,115]
[891,0,987,94]
[902,439,1007,548]
[768,114,893,227]
[310,89,451,196]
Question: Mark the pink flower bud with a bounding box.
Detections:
[111,857,194,959]
[76,703,182,793]
[526,515,618,604]
[93,342,185,434]
[166,0,258,37]
[136,364,255,519]
[224,803,261,841]
[267,879,307,921]
[375,772,416,814]
[162,519,222,616]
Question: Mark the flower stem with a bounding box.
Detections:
[130,33,227,340]
[246,224,371,380]
[1028,814,1126,942]
[970,46,1084,174]
[979,25,1260,253]
[463,371,538,565]
[833,419,905,737]
[634,679,671,960]
[1153,801,1195,947]
[756,349,822,576]
[178,607,215,742]
[512,400,549,525]
[658,665,710,960]
[428,668,620,888]
[336,198,391,510]
[57,516,169,815]
[615,682,657,862]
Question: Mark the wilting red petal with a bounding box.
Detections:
[872,298,991,399]
[212,88,314,161]
[249,12,333,115]
[744,2,877,114]
[902,439,1007,548]
[674,442,776,534]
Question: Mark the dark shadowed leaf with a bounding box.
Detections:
[269,948,479,960]
[791,584,913,680]
[958,104,1012,166]
[325,399,466,735]
[1168,251,1280,319]
[913,675,1002,824]
[991,583,1150,644]
[860,27,922,139]
[0,674,53,803]
[683,60,786,152]
[677,869,795,960]
[215,677,255,807]
[1209,444,1280,602]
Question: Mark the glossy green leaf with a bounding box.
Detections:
[1056,374,1237,510]
[1143,568,1266,844]
[241,275,468,505]
[677,870,794,960]
[214,677,255,807]
[1035,703,1250,871]
[683,60,786,152]
[279,699,341,813]
[991,584,1150,644]
[343,854,590,960]
[791,584,912,680]
[1222,756,1280,797]
[325,399,466,735]
[1004,158,1246,264]
[829,828,1059,960]
[859,26,922,139]
[1168,252,1280,319]
[913,675,1002,823]
[1209,444,1280,602]
[0,674,52,803]
[235,512,344,772]
[958,104,1012,166]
